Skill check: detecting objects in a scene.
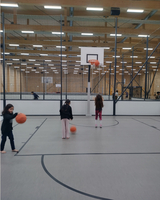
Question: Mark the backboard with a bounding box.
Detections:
[81,47,104,65]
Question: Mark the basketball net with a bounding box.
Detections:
[88,59,100,69]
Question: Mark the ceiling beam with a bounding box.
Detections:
[4,39,160,49]
[2,0,160,9]
[3,24,160,36]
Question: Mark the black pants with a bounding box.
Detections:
[1,131,15,151]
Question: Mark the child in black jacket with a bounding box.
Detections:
[1,104,19,154]
[60,99,73,139]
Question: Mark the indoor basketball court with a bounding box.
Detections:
[1,1,160,200]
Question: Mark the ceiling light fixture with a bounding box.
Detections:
[127,9,144,13]
[9,44,19,47]
[0,3,18,7]
[110,34,122,36]
[81,33,93,36]
[86,7,103,11]
[21,31,34,34]
[44,5,61,9]
[52,32,64,34]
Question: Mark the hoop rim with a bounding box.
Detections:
[88,59,99,65]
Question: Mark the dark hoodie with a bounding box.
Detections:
[1,112,18,135]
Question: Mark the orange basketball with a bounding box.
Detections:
[16,113,27,124]
[70,126,77,133]
[95,60,100,66]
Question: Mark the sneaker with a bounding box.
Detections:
[12,149,19,152]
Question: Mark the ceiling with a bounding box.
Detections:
[1,0,160,75]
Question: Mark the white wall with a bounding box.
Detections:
[0,100,159,116]
[116,101,160,115]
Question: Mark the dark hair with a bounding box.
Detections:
[65,99,70,104]
[31,91,34,93]
[2,104,14,115]
[95,94,103,109]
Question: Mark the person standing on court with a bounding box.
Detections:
[95,94,104,128]
[31,91,39,100]
[1,104,19,154]
[60,99,73,139]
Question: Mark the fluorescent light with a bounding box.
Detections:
[51,67,56,69]
[110,34,122,36]
[21,53,29,55]
[130,56,138,58]
[29,59,36,61]
[135,62,142,64]
[81,33,93,36]
[9,44,19,47]
[45,60,51,62]
[77,55,81,57]
[122,47,131,50]
[104,47,110,49]
[56,46,65,48]
[31,69,36,71]
[62,60,67,62]
[75,65,80,67]
[35,64,40,66]
[0,30,3,32]
[48,64,54,66]
[7,63,12,65]
[52,32,64,34]
[39,67,44,69]
[138,35,150,37]
[76,61,81,62]
[152,66,157,68]
[1,52,10,55]
[144,48,153,50]
[21,69,25,71]
[21,31,34,34]
[59,54,66,57]
[127,9,144,13]
[126,66,132,67]
[121,62,127,63]
[86,7,103,11]
[35,72,40,73]
[33,45,43,47]
[150,62,157,64]
[27,67,32,68]
[44,5,61,9]
[148,56,155,58]
[12,59,19,61]
[106,61,112,63]
[153,69,158,71]
[14,66,19,68]
[113,56,120,58]
[40,54,48,56]
[0,3,18,7]
[21,63,27,65]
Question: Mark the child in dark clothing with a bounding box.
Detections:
[31,91,39,100]
[95,94,104,128]
[60,99,73,139]
[1,104,19,154]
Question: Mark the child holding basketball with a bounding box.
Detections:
[1,104,19,154]
[95,94,104,128]
[60,99,73,139]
